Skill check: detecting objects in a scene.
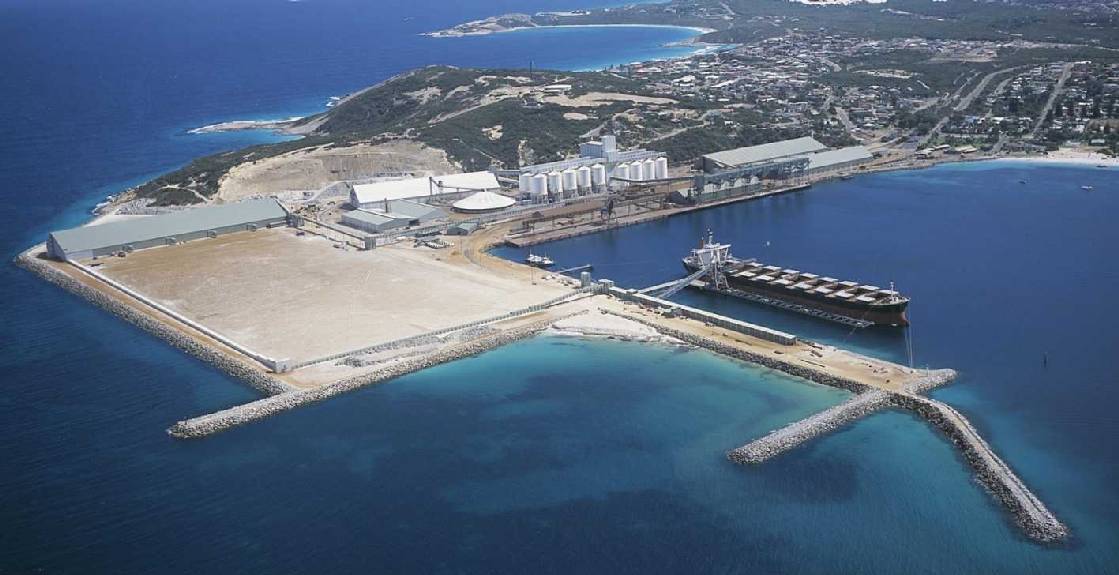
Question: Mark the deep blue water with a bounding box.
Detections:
[497,160,1119,572]
[1,0,1117,572]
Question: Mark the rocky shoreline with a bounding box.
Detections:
[167,313,580,438]
[14,251,293,396]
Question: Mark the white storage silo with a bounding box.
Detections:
[591,164,607,190]
[547,171,562,195]
[577,165,592,191]
[518,172,531,193]
[530,173,548,197]
[630,160,644,181]
[655,157,669,179]
[562,169,578,194]
[643,158,656,181]
[614,163,630,186]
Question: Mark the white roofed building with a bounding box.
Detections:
[452,191,516,213]
[349,172,499,209]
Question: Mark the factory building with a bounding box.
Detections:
[700,136,826,173]
[514,135,668,200]
[350,171,500,209]
[340,199,446,234]
[46,198,288,261]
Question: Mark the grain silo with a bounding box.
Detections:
[576,165,592,191]
[591,164,607,191]
[547,171,562,195]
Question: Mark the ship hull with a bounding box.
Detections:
[684,261,909,327]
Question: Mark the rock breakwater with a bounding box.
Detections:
[891,394,1069,543]
[602,310,869,393]
[728,390,891,464]
[15,252,292,396]
[167,314,579,438]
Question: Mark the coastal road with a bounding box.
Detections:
[1028,62,1074,140]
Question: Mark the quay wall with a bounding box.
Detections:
[168,313,580,438]
[728,390,891,464]
[15,251,293,396]
[890,394,1069,543]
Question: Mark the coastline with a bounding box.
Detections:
[426,21,716,40]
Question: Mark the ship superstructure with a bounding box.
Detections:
[682,232,909,327]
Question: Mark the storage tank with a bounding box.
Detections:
[518,172,532,193]
[576,165,592,190]
[562,169,578,193]
[630,161,645,181]
[530,173,548,196]
[655,157,669,179]
[591,164,607,189]
[613,163,630,186]
[643,158,657,181]
[547,171,562,195]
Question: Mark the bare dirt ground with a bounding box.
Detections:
[94,228,567,363]
[217,140,456,202]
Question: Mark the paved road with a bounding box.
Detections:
[954,66,1022,113]
[1028,62,1074,140]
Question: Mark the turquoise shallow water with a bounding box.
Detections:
[495,160,1119,572]
[2,0,1118,571]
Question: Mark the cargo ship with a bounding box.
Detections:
[682,232,909,327]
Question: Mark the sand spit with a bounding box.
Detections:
[15,251,293,396]
[167,313,583,438]
[892,394,1070,543]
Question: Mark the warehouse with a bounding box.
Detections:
[349,172,499,209]
[803,146,873,176]
[340,199,447,234]
[370,199,446,224]
[701,136,826,172]
[340,210,411,234]
[46,198,288,261]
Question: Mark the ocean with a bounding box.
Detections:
[1,0,1116,572]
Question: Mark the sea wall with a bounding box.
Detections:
[607,287,799,346]
[15,251,292,396]
[293,287,597,369]
[602,309,865,393]
[890,394,1069,543]
[168,313,579,438]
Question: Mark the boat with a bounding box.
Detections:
[682,231,910,327]
[1081,185,1094,191]
[525,253,554,267]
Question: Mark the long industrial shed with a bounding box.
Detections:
[47,198,289,261]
